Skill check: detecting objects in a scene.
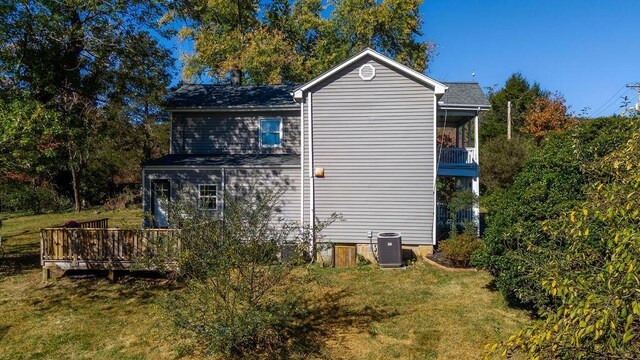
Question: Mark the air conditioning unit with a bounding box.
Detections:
[377,232,402,267]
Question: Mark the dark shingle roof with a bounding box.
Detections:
[165,84,298,109]
[441,82,490,108]
[144,154,299,167]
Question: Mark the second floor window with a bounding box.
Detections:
[260,118,282,147]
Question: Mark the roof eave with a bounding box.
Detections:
[295,48,447,95]
[439,104,491,111]
[166,105,299,112]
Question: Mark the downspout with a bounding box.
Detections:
[307,92,315,257]
[432,94,438,247]
[300,96,305,230]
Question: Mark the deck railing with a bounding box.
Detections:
[437,147,477,166]
[41,227,180,269]
[54,218,110,229]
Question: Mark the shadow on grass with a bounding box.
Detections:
[276,288,399,358]
[0,252,40,277]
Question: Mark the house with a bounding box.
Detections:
[142,48,490,262]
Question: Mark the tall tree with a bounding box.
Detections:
[0,0,173,211]
[522,93,576,143]
[480,73,543,142]
[169,0,432,84]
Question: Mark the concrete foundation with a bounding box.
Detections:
[317,243,434,266]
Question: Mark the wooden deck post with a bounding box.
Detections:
[107,270,116,282]
[42,268,51,282]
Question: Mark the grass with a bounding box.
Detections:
[0,209,529,359]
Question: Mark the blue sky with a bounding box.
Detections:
[166,1,639,117]
[421,0,640,116]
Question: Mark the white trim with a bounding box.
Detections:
[259,117,283,148]
[307,92,315,255]
[438,105,491,111]
[197,184,218,211]
[142,168,146,226]
[296,48,447,95]
[300,99,305,228]
[432,94,438,246]
[473,113,480,236]
[358,64,376,81]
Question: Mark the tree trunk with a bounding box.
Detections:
[70,159,80,212]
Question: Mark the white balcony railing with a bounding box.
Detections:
[437,147,477,166]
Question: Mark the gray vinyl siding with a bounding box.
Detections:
[308,56,436,245]
[143,167,300,227]
[170,111,299,155]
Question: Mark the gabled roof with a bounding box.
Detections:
[165,84,298,110]
[144,154,299,167]
[294,48,447,99]
[439,82,491,109]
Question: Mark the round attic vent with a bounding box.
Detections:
[358,64,376,81]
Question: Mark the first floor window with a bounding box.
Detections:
[260,118,282,147]
[198,184,217,210]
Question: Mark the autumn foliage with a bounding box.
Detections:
[522,94,576,142]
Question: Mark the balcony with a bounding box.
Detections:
[437,147,477,166]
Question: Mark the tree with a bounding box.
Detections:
[169,0,433,84]
[480,73,543,142]
[522,93,576,143]
[0,0,173,211]
[479,134,533,192]
[489,119,640,359]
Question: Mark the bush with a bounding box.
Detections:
[145,183,339,359]
[480,134,533,192]
[473,117,636,310]
[439,233,482,268]
[489,121,640,359]
[0,182,72,214]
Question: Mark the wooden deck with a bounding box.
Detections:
[40,218,179,277]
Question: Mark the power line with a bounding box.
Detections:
[592,87,633,117]
[590,85,627,117]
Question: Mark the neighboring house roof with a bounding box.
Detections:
[165,84,298,110]
[144,154,300,167]
[294,48,447,98]
[439,82,491,110]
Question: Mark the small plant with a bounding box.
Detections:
[439,233,482,268]
[356,254,371,267]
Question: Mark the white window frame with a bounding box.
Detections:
[259,117,283,148]
[198,184,218,210]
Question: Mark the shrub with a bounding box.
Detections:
[145,183,339,359]
[0,182,72,214]
[489,122,640,359]
[439,233,482,267]
[473,117,636,310]
[480,134,533,192]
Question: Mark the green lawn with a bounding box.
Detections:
[0,209,529,359]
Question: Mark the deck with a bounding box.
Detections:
[40,218,179,278]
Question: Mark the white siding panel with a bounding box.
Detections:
[310,57,435,245]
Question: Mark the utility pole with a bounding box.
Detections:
[622,83,640,116]
[507,101,512,140]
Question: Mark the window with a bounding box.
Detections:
[260,118,282,147]
[198,184,217,210]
